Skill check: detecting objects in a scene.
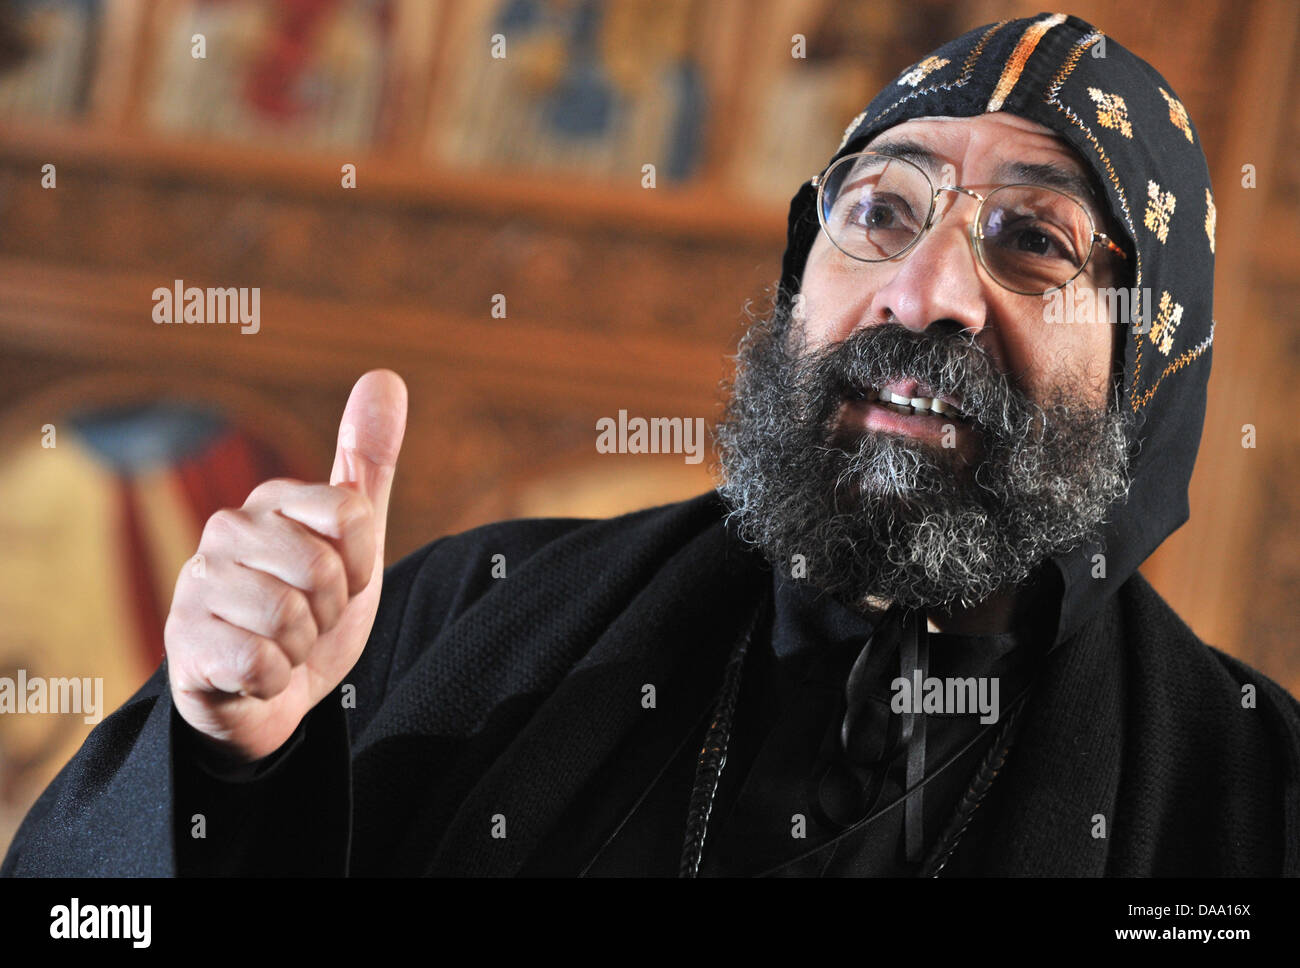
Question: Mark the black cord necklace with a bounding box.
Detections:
[678,598,1028,877]
[678,597,762,877]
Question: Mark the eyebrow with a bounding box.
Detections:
[864,137,1102,209]
[993,160,1098,206]
[862,138,941,174]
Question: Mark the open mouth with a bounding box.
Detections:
[845,385,973,424]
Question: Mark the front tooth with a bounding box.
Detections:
[931,399,950,415]
[889,391,911,406]
[878,388,892,402]
[910,397,930,411]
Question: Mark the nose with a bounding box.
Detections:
[866,192,992,337]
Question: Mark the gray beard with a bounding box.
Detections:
[714,294,1136,612]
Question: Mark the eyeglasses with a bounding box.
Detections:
[811,151,1127,296]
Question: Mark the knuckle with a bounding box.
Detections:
[268,585,310,639]
[305,543,345,592]
[243,477,295,507]
[334,490,372,536]
[201,507,245,546]
[233,636,285,695]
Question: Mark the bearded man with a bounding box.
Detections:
[6,13,1299,877]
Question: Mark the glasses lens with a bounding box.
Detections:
[978,186,1095,294]
[820,153,932,261]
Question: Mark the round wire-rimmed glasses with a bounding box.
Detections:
[811,151,1128,296]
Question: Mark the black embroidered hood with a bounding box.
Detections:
[778,12,1216,646]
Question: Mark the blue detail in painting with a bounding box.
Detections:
[665,60,704,180]
[69,403,227,473]
[498,0,544,32]
[14,0,101,12]
[490,0,705,178]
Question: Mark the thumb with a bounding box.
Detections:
[330,370,408,549]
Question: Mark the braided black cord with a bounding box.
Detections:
[678,605,760,878]
[919,699,1025,877]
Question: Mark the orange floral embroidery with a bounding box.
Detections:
[1087,87,1133,138]
[1159,87,1193,142]
[1150,290,1185,355]
[1143,180,1176,243]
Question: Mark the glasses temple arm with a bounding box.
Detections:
[1096,233,1128,260]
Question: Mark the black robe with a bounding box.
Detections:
[4,491,1298,877]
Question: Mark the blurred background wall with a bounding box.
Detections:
[0,0,1296,857]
